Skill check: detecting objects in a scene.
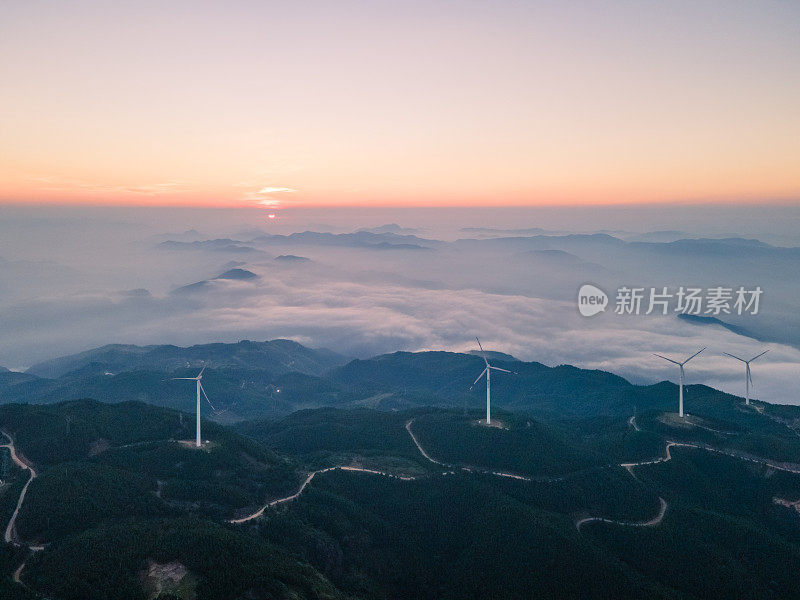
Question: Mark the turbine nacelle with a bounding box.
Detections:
[654,347,705,418]
[723,350,769,365]
[723,349,769,405]
[653,347,706,368]
[170,366,205,382]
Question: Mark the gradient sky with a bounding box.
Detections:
[1,0,799,208]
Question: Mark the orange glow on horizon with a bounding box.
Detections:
[2,190,799,210]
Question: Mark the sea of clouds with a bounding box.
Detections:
[1,204,799,404]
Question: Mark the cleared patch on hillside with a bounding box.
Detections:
[139,560,197,600]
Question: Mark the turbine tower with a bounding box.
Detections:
[723,350,769,405]
[172,366,211,447]
[470,337,513,425]
[653,348,705,418]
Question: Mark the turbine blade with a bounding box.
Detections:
[170,377,196,380]
[750,349,769,362]
[490,366,512,373]
[747,364,754,388]
[198,381,218,412]
[723,352,746,363]
[682,347,706,365]
[653,353,680,366]
[475,337,489,365]
[198,365,206,378]
[472,367,488,387]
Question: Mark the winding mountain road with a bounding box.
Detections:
[1,430,37,546]
[235,416,798,528]
[12,559,27,584]
[405,419,560,481]
[578,414,800,530]
[621,439,800,475]
[228,466,420,524]
[1,430,44,590]
[408,418,672,531]
[576,497,668,530]
[230,419,546,524]
[405,420,448,466]
[223,414,800,537]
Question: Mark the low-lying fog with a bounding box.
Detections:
[2,203,799,404]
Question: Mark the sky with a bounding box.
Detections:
[1,0,799,208]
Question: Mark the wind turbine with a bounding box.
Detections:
[470,337,513,425]
[723,350,769,405]
[653,348,706,418]
[171,366,211,447]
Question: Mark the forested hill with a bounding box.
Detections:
[24,339,349,379]
[4,398,800,599]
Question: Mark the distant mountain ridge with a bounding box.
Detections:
[466,350,520,362]
[677,313,763,341]
[171,268,259,294]
[25,339,349,379]
[329,350,647,417]
[356,223,422,235]
[215,268,257,280]
[252,230,439,249]
[157,238,262,253]
[154,231,800,263]
[0,342,771,422]
[274,254,311,262]
[630,236,800,258]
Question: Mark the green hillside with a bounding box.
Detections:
[16,462,170,541]
[0,400,300,528]
[25,518,344,600]
[2,350,800,599]
[7,346,797,427]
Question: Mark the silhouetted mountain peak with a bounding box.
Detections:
[275,255,311,262]
[215,268,258,280]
